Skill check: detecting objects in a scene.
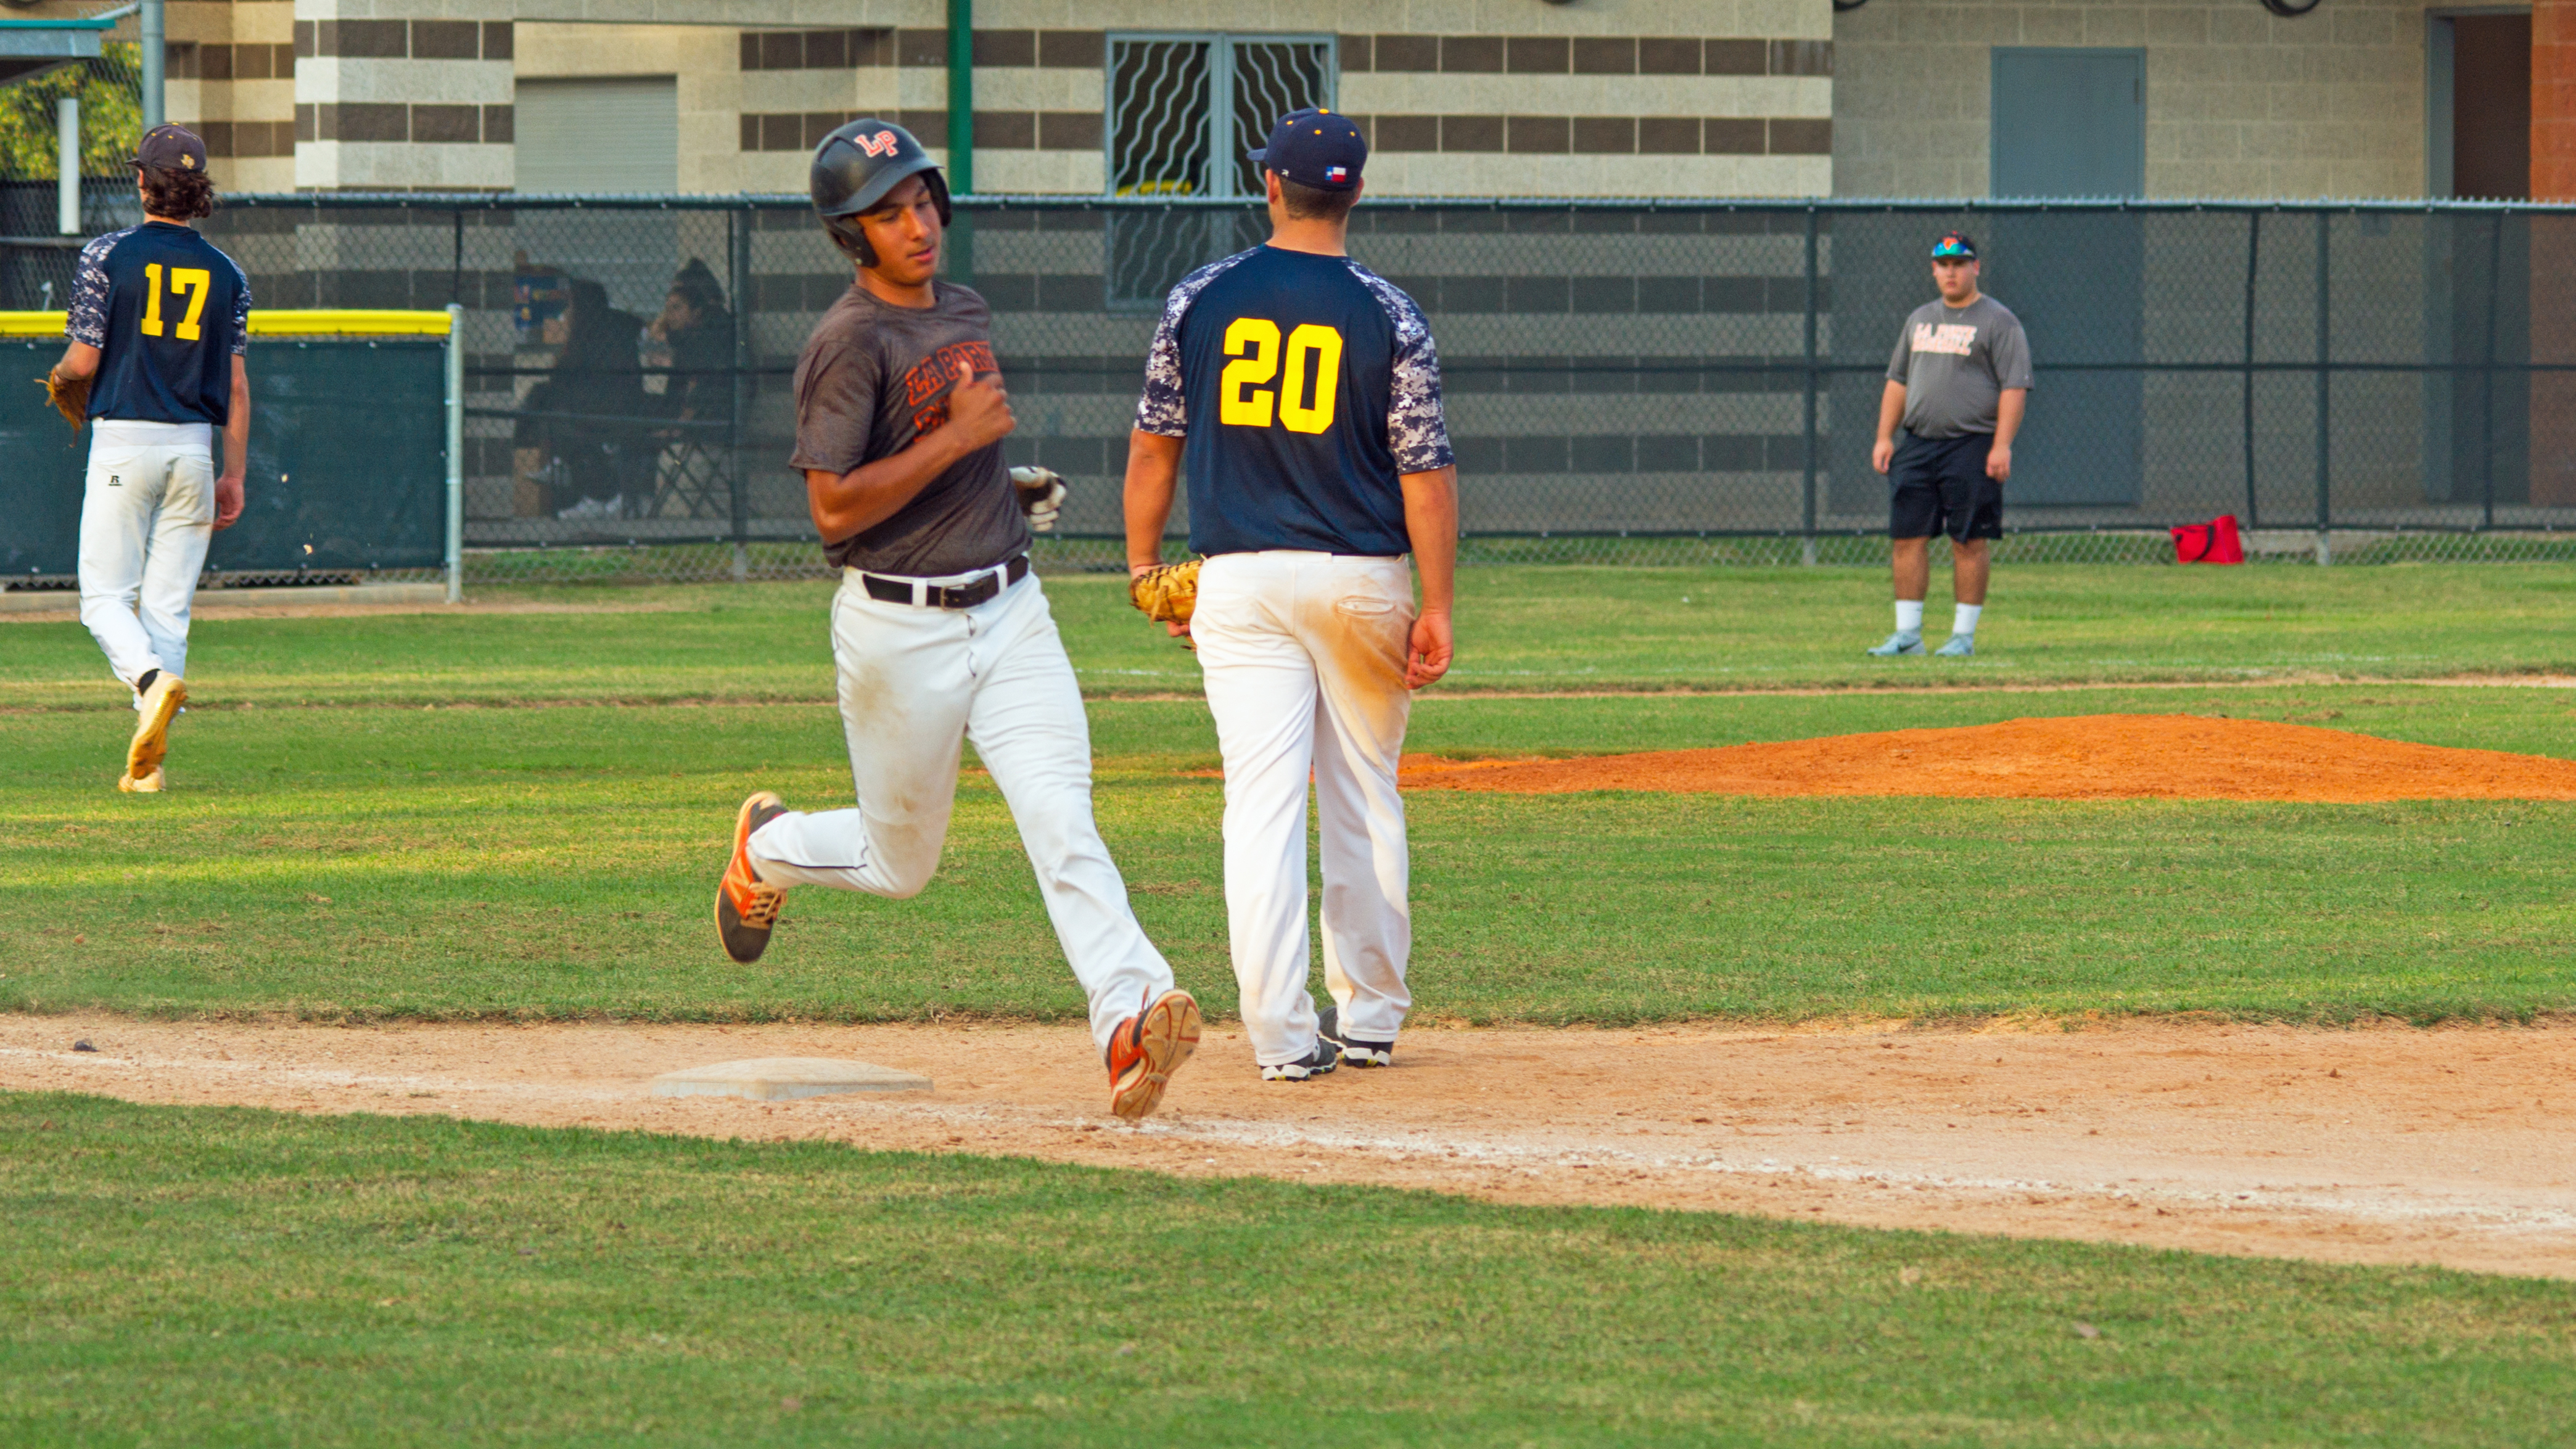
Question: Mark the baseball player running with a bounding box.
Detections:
[46,125,250,792]
[1869,231,2030,659]
[712,120,1198,1122]
[1123,108,1458,1083]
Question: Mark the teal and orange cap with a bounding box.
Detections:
[1930,231,1977,260]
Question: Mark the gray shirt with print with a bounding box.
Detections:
[1885,294,2033,439]
[789,279,1031,577]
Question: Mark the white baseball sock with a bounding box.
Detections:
[1953,602,1983,637]
[1893,600,1924,635]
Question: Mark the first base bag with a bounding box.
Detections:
[2171,514,2245,565]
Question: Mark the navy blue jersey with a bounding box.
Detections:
[1136,246,1451,557]
[66,221,251,424]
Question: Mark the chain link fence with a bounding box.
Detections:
[12,189,2576,585]
[0,29,145,316]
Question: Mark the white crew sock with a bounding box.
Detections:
[1893,600,1924,635]
[1953,603,1983,638]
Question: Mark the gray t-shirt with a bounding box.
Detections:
[1885,293,2033,439]
[789,279,1031,577]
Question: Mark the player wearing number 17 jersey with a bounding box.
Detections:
[51,124,252,794]
[1124,107,1460,1084]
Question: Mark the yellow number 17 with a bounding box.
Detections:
[140,263,213,342]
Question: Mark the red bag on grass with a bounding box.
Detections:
[2171,514,2244,564]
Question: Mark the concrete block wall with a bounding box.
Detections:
[292,2,519,191]
[962,0,1834,198]
[1832,0,2435,199]
[158,0,1837,197]
[166,1,298,192]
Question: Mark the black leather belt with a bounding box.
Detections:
[860,554,1029,609]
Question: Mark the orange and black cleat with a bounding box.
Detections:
[714,791,789,963]
[1106,988,1201,1121]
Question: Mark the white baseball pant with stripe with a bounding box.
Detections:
[1191,550,1417,1068]
[745,567,1176,1051]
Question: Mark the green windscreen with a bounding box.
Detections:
[1,336,446,580]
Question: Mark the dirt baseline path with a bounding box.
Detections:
[1400,713,2576,802]
[6,1015,2570,1280]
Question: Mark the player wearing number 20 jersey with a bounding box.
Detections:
[58,124,252,793]
[1129,107,1458,1085]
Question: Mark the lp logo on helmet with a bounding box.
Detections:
[855,131,899,157]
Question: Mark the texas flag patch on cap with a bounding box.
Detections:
[1324,165,1348,184]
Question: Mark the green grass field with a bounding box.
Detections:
[1,676,2569,1025]
[7,564,2574,1442]
[5,564,2574,708]
[7,1093,2570,1448]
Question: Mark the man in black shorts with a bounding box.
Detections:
[1867,231,2030,659]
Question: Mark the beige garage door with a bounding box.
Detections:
[514,77,678,193]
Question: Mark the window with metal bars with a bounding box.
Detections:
[1105,35,1335,198]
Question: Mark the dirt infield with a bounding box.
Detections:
[6,1014,2569,1280]
[1400,713,2576,802]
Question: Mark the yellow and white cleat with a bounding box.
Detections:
[117,767,166,793]
[127,673,187,781]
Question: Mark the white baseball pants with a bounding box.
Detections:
[746,568,1175,1051]
[1193,551,1417,1067]
[78,420,215,691]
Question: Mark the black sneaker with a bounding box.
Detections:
[1318,1006,1393,1069]
[1260,1041,1340,1082]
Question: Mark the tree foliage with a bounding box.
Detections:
[0,43,143,180]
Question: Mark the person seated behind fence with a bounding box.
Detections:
[642,259,735,519]
[652,258,733,425]
[512,277,651,520]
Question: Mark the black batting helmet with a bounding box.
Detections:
[811,119,951,266]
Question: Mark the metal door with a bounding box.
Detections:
[1990,49,2144,199]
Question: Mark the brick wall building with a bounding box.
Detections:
[120,1,1841,197]
[13,0,2571,200]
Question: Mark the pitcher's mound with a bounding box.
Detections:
[1399,713,2576,803]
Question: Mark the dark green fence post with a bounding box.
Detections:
[946,0,974,197]
[729,203,752,581]
[1801,203,1819,567]
[2482,210,2503,532]
[2241,209,2260,530]
[2313,210,2331,565]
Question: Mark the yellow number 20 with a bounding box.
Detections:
[139,263,213,342]
[1217,318,1343,434]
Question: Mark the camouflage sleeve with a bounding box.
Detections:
[1348,261,1454,474]
[1132,249,1256,438]
[64,229,124,347]
[226,253,252,356]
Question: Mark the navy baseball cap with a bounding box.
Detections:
[1930,231,1977,260]
[134,123,208,173]
[1246,107,1366,191]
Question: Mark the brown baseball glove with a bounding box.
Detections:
[1129,559,1200,626]
[1129,559,1201,650]
[42,368,90,432]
